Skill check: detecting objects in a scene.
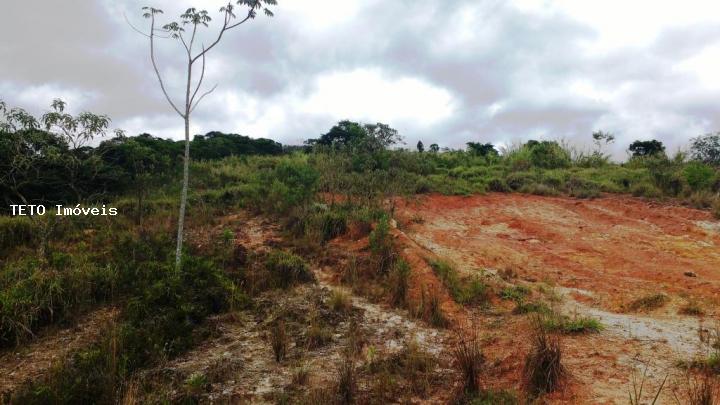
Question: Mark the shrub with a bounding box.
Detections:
[369,216,395,273]
[520,183,559,196]
[0,216,39,253]
[0,257,118,347]
[265,250,314,289]
[684,162,717,191]
[631,182,663,198]
[505,172,536,191]
[527,141,571,169]
[523,318,566,396]
[487,177,510,192]
[566,176,601,199]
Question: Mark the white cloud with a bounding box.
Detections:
[302,68,456,126]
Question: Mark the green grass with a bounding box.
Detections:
[500,285,530,301]
[427,259,490,305]
[541,312,603,334]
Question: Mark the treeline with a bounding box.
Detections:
[0,99,282,208]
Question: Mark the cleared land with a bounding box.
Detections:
[396,193,720,402]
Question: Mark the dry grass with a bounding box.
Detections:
[628,293,669,312]
[523,317,566,397]
[336,356,357,404]
[329,289,352,314]
[672,372,720,405]
[270,319,289,362]
[452,331,485,394]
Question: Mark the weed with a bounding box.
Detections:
[184,371,208,396]
[629,362,667,405]
[453,332,485,394]
[523,317,566,396]
[540,311,603,334]
[628,293,669,312]
[672,371,720,405]
[388,259,411,307]
[428,259,489,306]
[369,215,395,273]
[513,301,551,315]
[500,285,530,302]
[292,363,310,386]
[270,319,289,362]
[329,289,352,314]
[336,356,357,405]
[680,301,705,316]
[428,289,449,328]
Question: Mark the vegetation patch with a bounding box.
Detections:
[428,259,490,306]
[627,293,670,312]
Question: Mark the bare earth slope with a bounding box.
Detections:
[398,193,720,403]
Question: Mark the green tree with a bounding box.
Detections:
[417,140,424,153]
[629,140,665,157]
[429,143,439,153]
[133,1,277,270]
[690,132,720,166]
[466,142,498,157]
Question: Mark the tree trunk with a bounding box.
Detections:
[175,116,190,270]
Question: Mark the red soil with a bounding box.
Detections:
[397,193,720,311]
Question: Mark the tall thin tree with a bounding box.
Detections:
[132,1,277,269]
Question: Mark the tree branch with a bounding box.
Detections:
[190,84,218,113]
[190,8,253,64]
[149,14,185,118]
[189,46,207,106]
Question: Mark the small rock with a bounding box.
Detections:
[684,271,697,278]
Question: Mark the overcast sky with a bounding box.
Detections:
[2,0,720,157]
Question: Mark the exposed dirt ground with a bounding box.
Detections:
[395,193,720,403]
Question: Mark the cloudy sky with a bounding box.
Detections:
[2,0,720,158]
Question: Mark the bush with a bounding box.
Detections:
[264,250,314,289]
[505,172,536,191]
[520,183,559,196]
[369,216,395,273]
[684,162,717,191]
[0,216,39,253]
[566,176,600,199]
[631,182,663,198]
[527,141,571,169]
[0,257,117,347]
[486,177,510,192]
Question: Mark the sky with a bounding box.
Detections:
[1,0,720,158]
